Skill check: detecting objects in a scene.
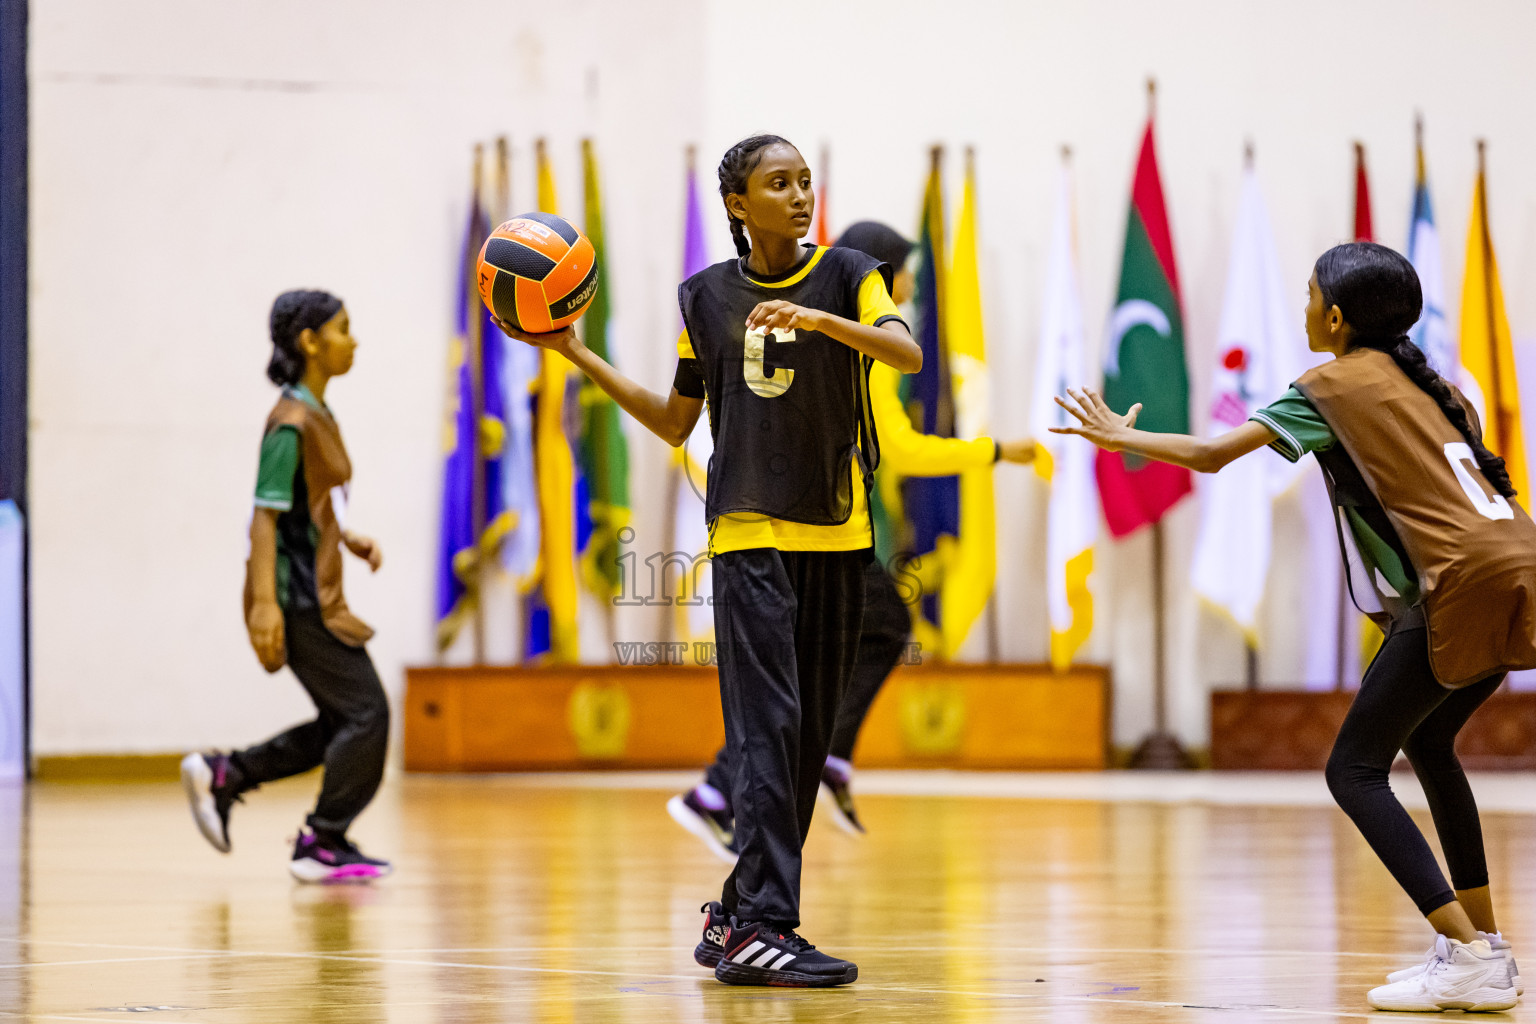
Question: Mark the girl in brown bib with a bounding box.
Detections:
[180,290,393,883]
[1055,242,1530,1012]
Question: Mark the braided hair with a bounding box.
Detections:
[1315,241,1515,497]
[267,289,343,386]
[716,134,794,258]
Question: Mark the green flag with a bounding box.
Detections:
[1097,115,1192,537]
[579,139,631,596]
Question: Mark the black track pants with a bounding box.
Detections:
[1325,614,1502,915]
[712,547,867,928]
[231,608,390,837]
[702,557,909,794]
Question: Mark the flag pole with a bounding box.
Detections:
[1128,521,1192,766]
[1129,76,1192,769]
[468,143,487,666]
[660,145,695,647]
[964,143,1001,665]
[493,136,510,221]
[1415,114,1425,181]
[1242,138,1260,691]
[1477,139,1508,460]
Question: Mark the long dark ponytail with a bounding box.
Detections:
[267,289,343,386]
[716,134,793,258]
[1315,242,1515,497]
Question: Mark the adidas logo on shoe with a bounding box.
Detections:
[713,918,857,988]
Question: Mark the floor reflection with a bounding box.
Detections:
[5,774,1536,1021]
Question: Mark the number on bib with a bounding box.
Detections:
[1445,441,1513,521]
[744,326,797,398]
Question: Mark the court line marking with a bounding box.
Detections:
[1,936,1421,961]
[0,953,227,969]
[0,941,1416,1021]
[0,1019,219,1024]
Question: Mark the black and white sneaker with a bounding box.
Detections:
[180,752,242,853]
[289,830,393,883]
[666,788,738,864]
[694,901,730,968]
[714,919,858,987]
[818,760,866,835]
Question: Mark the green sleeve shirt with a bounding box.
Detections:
[253,426,301,511]
[1249,387,1337,463]
[1249,387,1420,605]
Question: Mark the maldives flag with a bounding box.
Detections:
[1098,118,1191,537]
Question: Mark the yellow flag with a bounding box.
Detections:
[1460,146,1527,498]
[939,150,995,659]
[533,139,579,662]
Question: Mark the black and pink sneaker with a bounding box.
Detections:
[714,919,857,987]
[180,752,242,853]
[694,901,730,968]
[288,830,392,883]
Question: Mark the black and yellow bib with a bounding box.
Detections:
[679,245,888,526]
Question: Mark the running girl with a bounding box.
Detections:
[181,290,392,883]
[1054,242,1535,1013]
[496,136,921,987]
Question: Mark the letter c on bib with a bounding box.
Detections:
[1445,441,1514,521]
[744,327,797,398]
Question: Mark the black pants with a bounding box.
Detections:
[1325,613,1503,915]
[231,608,390,837]
[703,556,909,788]
[712,547,867,928]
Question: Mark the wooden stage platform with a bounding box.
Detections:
[12,771,1536,1020]
[403,662,1110,772]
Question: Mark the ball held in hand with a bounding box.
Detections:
[476,213,599,333]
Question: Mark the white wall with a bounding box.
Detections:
[28,0,1536,755]
[28,0,708,754]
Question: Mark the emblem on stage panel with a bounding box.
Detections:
[567,681,632,759]
[898,682,966,756]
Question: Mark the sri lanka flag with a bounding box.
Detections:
[1097,116,1191,536]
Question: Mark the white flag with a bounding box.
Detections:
[1191,167,1307,635]
[1407,144,1458,381]
[1031,167,1096,669]
[671,419,714,644]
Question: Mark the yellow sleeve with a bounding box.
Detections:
[677,328,696,360]
[856,270,904,327]
[869,360,996,476]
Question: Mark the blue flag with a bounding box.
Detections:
[436,161,513,650]
[900,154,959,638]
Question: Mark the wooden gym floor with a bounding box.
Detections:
[7,771,1536,1021]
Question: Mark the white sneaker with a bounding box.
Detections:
[1485,932,1523,997]
[1386,930,1523,997]
[1369,935,1517,1012]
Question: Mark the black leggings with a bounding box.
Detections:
[231,608,390,837]
[1324,618,1503,915]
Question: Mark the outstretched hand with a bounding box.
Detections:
[490,316,579,357]
[1050,387,1141,452]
